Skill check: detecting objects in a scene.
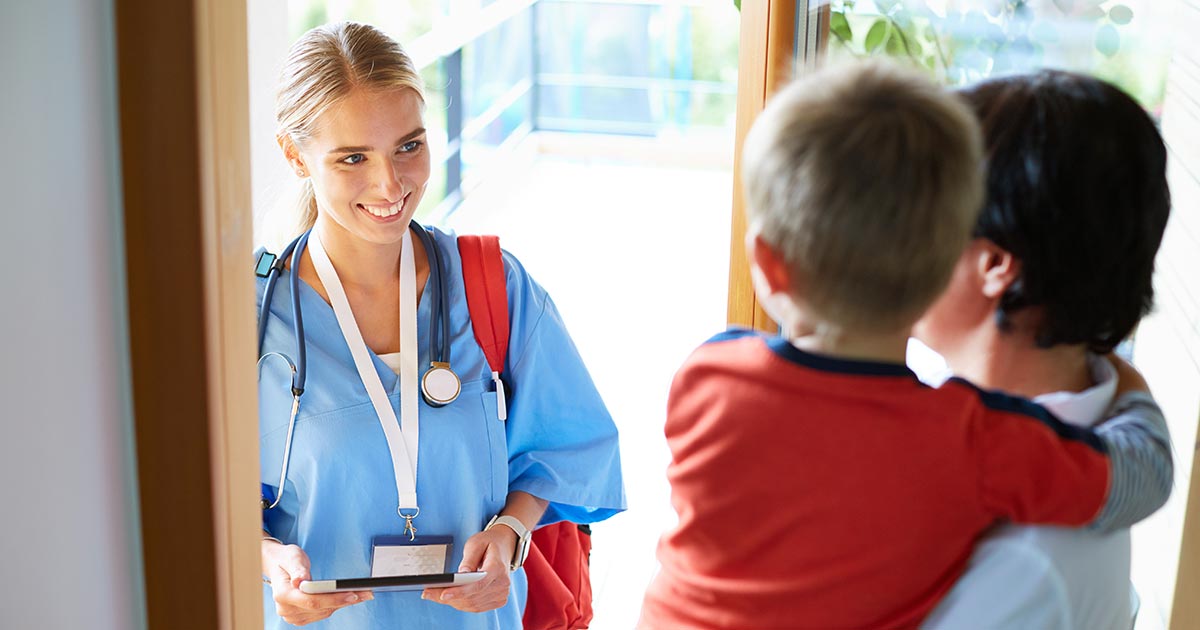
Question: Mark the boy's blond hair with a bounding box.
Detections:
[742,61,984,334]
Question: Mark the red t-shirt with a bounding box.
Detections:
[640,331,1110,629]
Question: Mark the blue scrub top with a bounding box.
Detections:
[256,227,626,630]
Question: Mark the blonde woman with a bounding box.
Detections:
[256,22,625,629]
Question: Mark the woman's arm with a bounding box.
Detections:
[1086,356,1173,532]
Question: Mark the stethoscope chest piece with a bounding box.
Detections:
[422,362,461,406]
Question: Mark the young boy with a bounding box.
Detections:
[639,62,1171,629]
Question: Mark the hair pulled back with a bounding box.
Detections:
[275,21,424,236]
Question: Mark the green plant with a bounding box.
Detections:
[827,0,1137,85]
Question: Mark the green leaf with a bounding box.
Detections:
[865,19,889,52]
[1095,24,1120,57]
[831,11,853,42]
[1109,4,1134,25]
[886,29,906,56]
[733,0,740,12]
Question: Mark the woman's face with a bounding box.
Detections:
[293,87,430,246]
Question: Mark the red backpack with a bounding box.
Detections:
[458,235,595,630]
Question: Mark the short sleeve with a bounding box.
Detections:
[500,251,626,525]
[958,379,1111,526]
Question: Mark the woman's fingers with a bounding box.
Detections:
[457,534,488,572]
[425,540,510,612]
[266,551,373,626]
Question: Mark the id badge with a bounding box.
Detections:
[371,535,454,577]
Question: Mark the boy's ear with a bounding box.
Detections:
[974,239,1022,300]
[748,232,798,296]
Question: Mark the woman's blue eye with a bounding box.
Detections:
[341,153,365,165]
[399,141,422,153]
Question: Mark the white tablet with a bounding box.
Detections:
[299,571,487,594]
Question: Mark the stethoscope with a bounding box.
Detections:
[256,221,459,510]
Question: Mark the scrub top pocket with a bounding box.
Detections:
[480,391,508,502]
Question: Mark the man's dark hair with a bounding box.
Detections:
[958,70,1170,353]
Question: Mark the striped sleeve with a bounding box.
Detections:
[1087,391,1174,532]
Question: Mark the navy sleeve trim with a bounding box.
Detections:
[702,327,765,346]
[767,337,918,378]
[948,376,1108,454]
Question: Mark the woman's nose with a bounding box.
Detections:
[374,160,405,200]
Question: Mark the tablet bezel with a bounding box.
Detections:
[299,571,487,593]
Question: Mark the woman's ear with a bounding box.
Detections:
[974,239,1022,299]
[277,134,308,177]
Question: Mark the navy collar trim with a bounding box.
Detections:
[765,336,918,379]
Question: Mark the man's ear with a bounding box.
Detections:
[973,239,1022,299]
[748,232,798,297]
[277,134,307,175]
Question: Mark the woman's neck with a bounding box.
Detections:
[951,326,1092,399]
[311,218,404,292]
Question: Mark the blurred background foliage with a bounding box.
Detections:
[825,0,1169,113]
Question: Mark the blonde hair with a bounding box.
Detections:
[275,21,425,238]
[742,60,984,334]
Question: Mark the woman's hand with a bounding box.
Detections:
[1108,353,1151,398]
[262,537,373,626]
[421,526,516,612]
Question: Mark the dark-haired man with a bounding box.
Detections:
[917,70,1173,629]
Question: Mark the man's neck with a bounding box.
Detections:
[950,326,1092,399]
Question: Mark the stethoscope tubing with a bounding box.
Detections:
[258,222,452,512]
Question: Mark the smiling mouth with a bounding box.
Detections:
[358,195,407,218]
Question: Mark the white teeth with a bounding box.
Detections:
[364,199,403,217]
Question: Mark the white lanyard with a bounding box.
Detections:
[309,229,421,534]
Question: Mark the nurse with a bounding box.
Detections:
[257,21,626,629]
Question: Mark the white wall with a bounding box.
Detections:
[0,2,145,629]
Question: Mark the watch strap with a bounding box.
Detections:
[486,514,532,571]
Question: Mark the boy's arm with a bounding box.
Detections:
[967,378,1172,533]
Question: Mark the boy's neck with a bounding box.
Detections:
[785,322,909,364]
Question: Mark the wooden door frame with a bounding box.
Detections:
[727,0,829,331]
[115,0,260,628]
[1172,453,1200,628]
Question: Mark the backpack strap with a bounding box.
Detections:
[458,235,509,421]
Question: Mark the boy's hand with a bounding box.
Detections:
[1108,353,1150,398]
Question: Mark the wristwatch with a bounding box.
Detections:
[486,514,532,572]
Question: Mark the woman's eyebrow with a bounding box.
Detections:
[327,128,427,155]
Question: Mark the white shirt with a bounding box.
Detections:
[923,354,1135,630]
